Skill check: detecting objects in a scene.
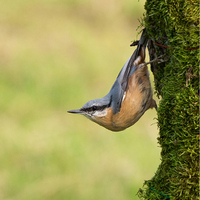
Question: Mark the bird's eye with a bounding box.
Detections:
[92,106,97,111]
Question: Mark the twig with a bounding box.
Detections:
[138,55,168,69]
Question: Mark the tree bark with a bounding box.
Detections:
[138,0,199,199]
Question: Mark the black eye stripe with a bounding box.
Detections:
[81,105,107,112]
[92,106,97,111]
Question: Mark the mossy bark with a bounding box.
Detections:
[138,0,199,199]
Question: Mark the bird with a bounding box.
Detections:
[68,29,157,131]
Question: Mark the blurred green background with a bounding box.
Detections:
[0,0,160,199]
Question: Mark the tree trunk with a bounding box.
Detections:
[138,0,199,199]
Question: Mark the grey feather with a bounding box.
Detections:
[78,29,148,115]
[108,28,148,114]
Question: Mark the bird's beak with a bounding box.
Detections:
[67,109,82,114]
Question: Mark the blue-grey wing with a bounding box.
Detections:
[109,53,137,114]
[109,29,147,115]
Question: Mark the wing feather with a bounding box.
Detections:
[110,29,148,114]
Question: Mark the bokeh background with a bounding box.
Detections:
[0,0,160,199]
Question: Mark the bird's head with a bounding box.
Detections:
[68,97,111,123]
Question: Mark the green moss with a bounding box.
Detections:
[137,0,199,199]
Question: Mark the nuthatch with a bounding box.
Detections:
[68,29,157,131]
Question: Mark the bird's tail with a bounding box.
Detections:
[135,28,148,62]
[118,28,148,92]
[137,28,148,48]
[126,28,148,70]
